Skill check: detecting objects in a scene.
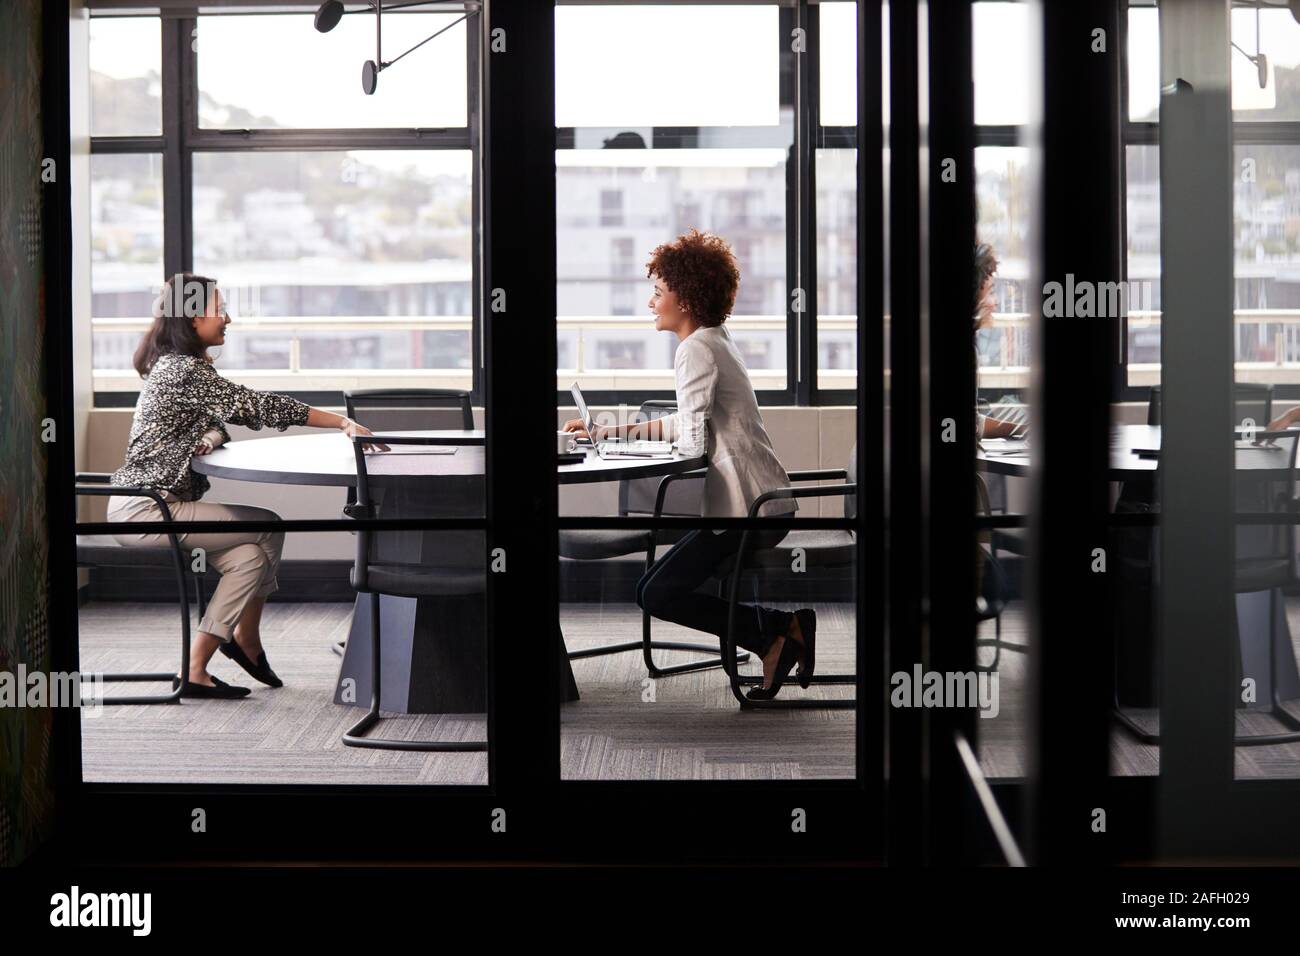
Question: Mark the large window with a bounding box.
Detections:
[554,4,793,396]
[88,16,161,136]
[87,10,476,396]
[89,4,875,406]
[1124,1,1300,392]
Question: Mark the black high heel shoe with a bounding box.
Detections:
[746,634,804,701]
[219,640,283,688]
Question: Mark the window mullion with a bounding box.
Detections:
[160,17,190,276]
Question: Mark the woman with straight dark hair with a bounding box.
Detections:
[108,273,388,699]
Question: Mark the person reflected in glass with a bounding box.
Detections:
[974,242,1024,440]
[563,230,815,700]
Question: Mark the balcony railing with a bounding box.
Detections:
[108,309,1300,396]
[92,314,831,394]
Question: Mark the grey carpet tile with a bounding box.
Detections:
[560,604,856,780]
[76,596,1300,784]
[78,601,487,786]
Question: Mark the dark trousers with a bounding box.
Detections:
[636,528,793,656]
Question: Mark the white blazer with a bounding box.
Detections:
[658,325,797,519]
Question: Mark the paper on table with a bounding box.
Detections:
[364,445,458,455]
[980,439,1030,455]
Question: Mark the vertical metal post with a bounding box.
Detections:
[483,0,559,801]
[858,0,887,858]
[1156,0,1235,858]
[922,0,977,865]
[1029,0,1121,866]
[887,0,925,866]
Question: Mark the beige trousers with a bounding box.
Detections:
[106,492,286,642]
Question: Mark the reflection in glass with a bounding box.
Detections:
[975,148,1032,396]
[1127,3,1300,121]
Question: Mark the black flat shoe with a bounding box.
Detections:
[172,674,251,699]
[746,635,803,701]
[794,608,817,688]
[219,640,283,688]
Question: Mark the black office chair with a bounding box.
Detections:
[340,434,487,751]
[708,447,861,710]
[559,399,751,677]
[74,474,193,704]
[1148,382,1273,432]
[344,388,475,432]
[974,473,1015,672]
[1113,430,1300,746]
[334,389,477,657]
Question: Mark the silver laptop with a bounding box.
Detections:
[569,382,674,458]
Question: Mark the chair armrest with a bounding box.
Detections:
[73,484,178,523]
[785,468,849,482]
[651,468,708,521]
[746,483,859,519]
[75,472,113,483]
[342,501,375,519]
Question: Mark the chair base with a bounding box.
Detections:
[342,709,487,752]
[96,671,184,706]
[730,671,858,709]
[570,638,750,677]
[1113,701,1300,747]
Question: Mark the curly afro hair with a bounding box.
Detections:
[646,228,740,327]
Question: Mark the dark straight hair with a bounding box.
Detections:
[132,273,218,377]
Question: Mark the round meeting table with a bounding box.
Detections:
[193,430,706,714]
[977,423,1300,733]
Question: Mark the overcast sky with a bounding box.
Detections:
[89,3,1300,157]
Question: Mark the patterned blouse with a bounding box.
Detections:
[111,352,311,500]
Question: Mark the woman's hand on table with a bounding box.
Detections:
[340,418,391,453]
[192,437,215,456]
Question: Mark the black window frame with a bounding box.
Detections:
[86,1,874,413]
[54,0,882,865]
[87,4,482,409]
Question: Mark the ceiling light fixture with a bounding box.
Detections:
[312,1,478,95]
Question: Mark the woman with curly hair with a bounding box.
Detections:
[973,242,1021,439]
[564,229,814,700]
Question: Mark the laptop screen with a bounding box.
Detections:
[570,382,593,435]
